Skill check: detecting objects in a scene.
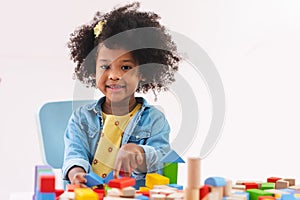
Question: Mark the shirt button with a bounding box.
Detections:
[108,147,113,152]
[115,121,119,126]
[93,159,98,165]
[102,173,107,178]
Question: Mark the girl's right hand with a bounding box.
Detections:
[68,166,87,187]
[70,172,88,187]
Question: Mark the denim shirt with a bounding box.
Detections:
[62,97,171,183]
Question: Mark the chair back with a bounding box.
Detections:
[37,100,94,168]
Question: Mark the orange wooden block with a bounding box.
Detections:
[66,184,81,192]
[108,177,136,189]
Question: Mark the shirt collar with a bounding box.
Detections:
[86,96,150,115]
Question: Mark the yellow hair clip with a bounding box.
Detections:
[93,20,106,38]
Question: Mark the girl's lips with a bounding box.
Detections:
[106,84,126,91]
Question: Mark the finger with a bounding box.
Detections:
[136,152,144,165]
[114,157,122,179]
[123,157,131,177]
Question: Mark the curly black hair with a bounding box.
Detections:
[68,2,180,93]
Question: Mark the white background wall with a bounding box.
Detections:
[1,0,300,199]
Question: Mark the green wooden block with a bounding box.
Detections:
[163,163,178,184]
[261,182,275,190]
[246,189,273,200]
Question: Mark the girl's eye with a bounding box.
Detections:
[121,65,132,70]
[99,65,110,70]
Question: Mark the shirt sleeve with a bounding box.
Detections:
[138,109,171,174]
[62,107,93,180]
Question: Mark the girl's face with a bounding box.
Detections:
[96,45,141,105]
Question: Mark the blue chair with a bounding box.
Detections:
[36,100,94,169]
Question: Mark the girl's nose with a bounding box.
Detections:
[108,68,121,81]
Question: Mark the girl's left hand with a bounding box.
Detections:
[113,143,146,178]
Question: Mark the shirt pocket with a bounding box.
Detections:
[80,122,99,138]
[128,130,151,144]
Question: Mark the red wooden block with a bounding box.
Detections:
[258,196,276,200]
[55,189,64,197]
[200,185,210,200]
[39,175,55,192]
[267,177,282,183]
[242,182,259,190]
[140,191,150,197]
[108,177,135,189]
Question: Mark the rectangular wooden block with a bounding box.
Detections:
[108,177,136,189]
[145,173,169,189]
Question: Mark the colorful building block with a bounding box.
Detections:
[145,173,170,189]
[36,191,55,200]
[108,177,136,189]
[85,171,104,187]
[261,183,275,190]
[74,188,98,200]
[258,196,275,200]
[167,184,183,190]
[39,175,55,192]
[276,180,289,189]
[200,185,210,200]
[267,177,282,183]
[243,182,259,190]
[246,189,273,200]
[161,150,184,185]
[205,177,227,187]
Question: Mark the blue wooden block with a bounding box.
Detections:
[103,170,122,184]
[167,184,183,190]
[85,171,104,187]
[281,193,296,200]
[36,191,55,200]
[233,191,249,200]
[204,177,226,187]
[135,195,150,200]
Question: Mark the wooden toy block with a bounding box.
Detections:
[267,177,282,183]
[121,186,136,198]
[210,186,223,200]
[232,184,246,191]
[106,188,122,197]
[74,188,98,200]
[153,185,177,191]
[276,180,289,189]
[39,175,55,193]
[108,177,136,189]
[289,185,300,190]
[151,194,166,200]
[184,187,199,200]
[66,184,80,192]
[163,163,178,184]
[200,185,210,200]
[167,184,183,190]
[36,191,56,200]
[246,189,273,200]
[281,193,296,200]
[242,182,259,190]
[145,173,169,189]
[231,191,249,200]
[283,178,296,187]
[166,192,184,200]
[205,177,226,187]
[261,182,275,190]
[258,196,276,200]
[135,195,150,199]
[149,188,176,196]
[224,179,233,196]
[187,157,200,189]
[139,187,150,192]
[85,171,104,187]
[54,189,64,198]
[57,191,75,200]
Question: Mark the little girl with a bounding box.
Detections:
[62,2,180,187]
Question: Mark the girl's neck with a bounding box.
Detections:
[102,97,137,116]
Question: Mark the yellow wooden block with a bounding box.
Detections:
[139,186,150,192]
[146,173,170,189]
[74,188,98,200]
